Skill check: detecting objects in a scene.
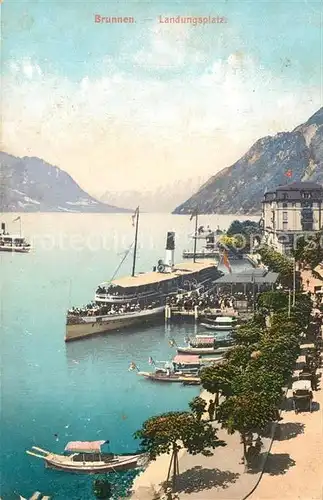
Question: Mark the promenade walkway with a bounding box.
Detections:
[131,391,275,500]
[249,270,323,500]
[131,270,323,500]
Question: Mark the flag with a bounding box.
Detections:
[285,170,293,178]
[13,216,21,222]
[148,356,154,365]
[189,208,198,221]
[128,362,137,371]
[132,207,139,227]
[222,250,232,273]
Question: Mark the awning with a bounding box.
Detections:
[65,440,107,453]
[173,354,200,364]
[192,337,214,344]
[292,380,311,391]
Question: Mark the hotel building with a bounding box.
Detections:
[262,181,323,255]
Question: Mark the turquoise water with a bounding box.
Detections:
[0,213,254,499]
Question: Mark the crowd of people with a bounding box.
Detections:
[166,288,254,312]
[67,285,256,319]
[67,300,161,318]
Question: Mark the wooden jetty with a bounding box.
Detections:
[165,305,237,321]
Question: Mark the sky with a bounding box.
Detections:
[2,0,322,197]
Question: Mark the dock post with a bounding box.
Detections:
[165,305,171,321]
[194,305,199,321]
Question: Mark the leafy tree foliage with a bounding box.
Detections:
[293,231,323,270]
[257,291,289,312]
[224,344,258,370]
[217,392,277,463]
[134,411,225,489]
[200,363,238,404]
[232,324,262,346]
[188,396,207,421]
[258,246,293,288]
[225,220,261,251]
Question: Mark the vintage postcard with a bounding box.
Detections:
[1,0,322,499]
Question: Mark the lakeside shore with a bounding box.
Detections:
[130,270,323,500]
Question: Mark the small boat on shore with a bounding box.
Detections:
[26,441,142,474]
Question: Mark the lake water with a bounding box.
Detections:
[0,213,256,499]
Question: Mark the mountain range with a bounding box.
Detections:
[99,176,208,213]
[173,107,323,215]
[0,152,130,213]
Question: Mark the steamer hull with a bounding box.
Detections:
[65,307,164,341]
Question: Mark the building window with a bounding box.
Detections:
[292,202,296,207]
[283,212,288,221]
[283,222,288,230]
[282,202,288,208]
[282,193,288,200]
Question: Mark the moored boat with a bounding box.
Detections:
[138,369,201,384]
[66,211,223,341]
[176,335,234,355]
[26,441,143,474]
[201,316,237,331]
[183,227,220,260]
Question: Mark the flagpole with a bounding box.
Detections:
[19,217,22,238]
[132,207,139,278]
[193,211,198,263]
[292,257,296,307]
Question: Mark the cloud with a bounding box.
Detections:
[9,57,42,79]
[2,53,321,194]
[133,21,206,69]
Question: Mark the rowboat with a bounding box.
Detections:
[26,441,142,474]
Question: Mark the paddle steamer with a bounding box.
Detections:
[65,209,223,341]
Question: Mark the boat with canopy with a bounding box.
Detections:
[26,441,143,474]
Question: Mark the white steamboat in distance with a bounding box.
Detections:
[0,221,31,253]
[65,209,223,341]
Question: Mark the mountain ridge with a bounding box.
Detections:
[173,108,323,215]
[0,152,131,213]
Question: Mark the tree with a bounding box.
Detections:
[225,345,257,371]
[257,291,289,312]
[258,246,293,288]
[217,392,277,465]
[226,220,261,252]
[200,363,237,404]
[234,367,284,406]
[134,411,225,491]
[232,324,262,346]
[293,231,323,270]
[188,396,207,421]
